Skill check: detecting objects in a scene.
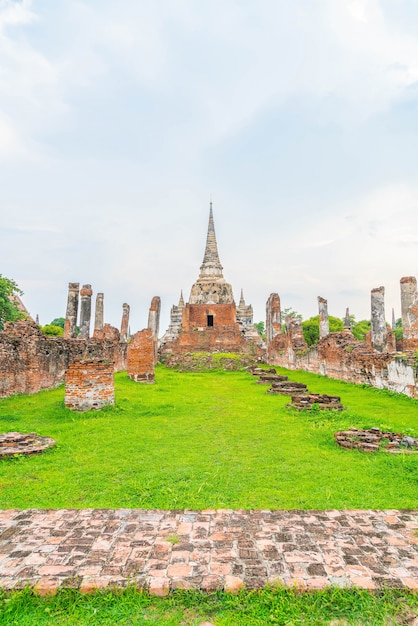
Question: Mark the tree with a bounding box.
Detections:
[351,319,371,342]
[0,274,25,331]
[302,315,344,347]
[392,318,403,342]
[50,317,65,329]
[41,324,64,337]
[254,321,264,336]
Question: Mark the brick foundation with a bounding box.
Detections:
[127,329,155,383]
[65,359,115,411]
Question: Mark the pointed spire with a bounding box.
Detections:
[239,289,245,307]
[344,307,351,330]
[179,290,185,307]
[200,201,223,277]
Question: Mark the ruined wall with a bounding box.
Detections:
[64,359,115,411]
[127,328,155,383]
[0,320,127,398]
[268,330,418,398]
[160,303,261,358]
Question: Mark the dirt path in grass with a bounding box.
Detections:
[0,509,417,594]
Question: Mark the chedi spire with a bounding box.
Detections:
[199,202,223,278]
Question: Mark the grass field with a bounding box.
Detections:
[1,586,418,625]
[0,365,417,510]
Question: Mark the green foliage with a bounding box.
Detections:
[40,324,64,337]
[1,586,417,626]
[0,274,25,331]
[351,319,371,342]
[302,315,344,346]
[254,321,264,335]
[393,317,403,341]
[50,317,65,329]
[281,307,302,332]
[0,366,417,510]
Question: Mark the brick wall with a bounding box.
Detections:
[0,320,127,398]
[64,359,115,411]
[127,328,155,383]
[268,330,418,398]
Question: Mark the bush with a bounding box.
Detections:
[302,315,344,347]
[41,324,64,337]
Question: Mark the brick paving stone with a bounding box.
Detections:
[0,509,416,593]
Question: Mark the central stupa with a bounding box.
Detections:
[188,203,234,305]
[160,203,261,358]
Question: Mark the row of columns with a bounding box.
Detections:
[64,282,131,341]
[265,275,418,355]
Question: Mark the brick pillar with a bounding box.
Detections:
[127,328,155,383]
[266,293,281,346]
[120,303,130,343]
[78,284,93,339]
[94,293,104,332]
[64,282,79,339]
[148,296,161,363]
[371,286,387,352]
[400,276,418,346]
[65,359,115,411]
[318,296,329,338]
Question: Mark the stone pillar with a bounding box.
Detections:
[120,303,130,342]
[391,308,396,330]
[148,296,161,363]
[78,284,93,339]
[318,297,329,338]
[371,286,387,352]
[266,293,281,346]
[64,282,79,339]
[400,276,418,341]
[127,328,155,383]
[344,308,351,330]
[94,293,104,332]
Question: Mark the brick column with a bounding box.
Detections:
[148,296,161,363]
[266,293,281,346]
[78,284,93,339]
[65,359,115,411]
[371,286,387,352]
[400,276,418,348]
[94,293,104,332]
[127,328,155,383]
[318,296,329,338]
[120,303,130,343]
[64,283,79,339]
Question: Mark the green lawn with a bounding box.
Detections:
[0,365,417,510]
[1,586,418,625]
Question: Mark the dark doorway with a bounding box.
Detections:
[207,315,214,327]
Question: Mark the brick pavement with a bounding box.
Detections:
[0,509,417,595]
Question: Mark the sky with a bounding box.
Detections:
[1,0,418,334]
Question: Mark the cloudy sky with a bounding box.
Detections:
[1,0,418,333]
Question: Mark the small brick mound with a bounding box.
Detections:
[0,432,55,458]
[249,367,277,376]
[335,428,418,453]
[289,394,344,411]
[257,374,289,385]
[267,381,308,395]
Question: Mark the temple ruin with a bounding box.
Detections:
[160,203,262,361]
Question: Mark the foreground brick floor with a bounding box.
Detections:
[0,509,417,595]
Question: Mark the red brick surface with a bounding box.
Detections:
[0,509,416,594]
[127,329,155,383]
[65,360,115,411]
[0,321,127,398]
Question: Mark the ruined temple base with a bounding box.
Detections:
[0,509,417,593]
[162,352,259,372]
